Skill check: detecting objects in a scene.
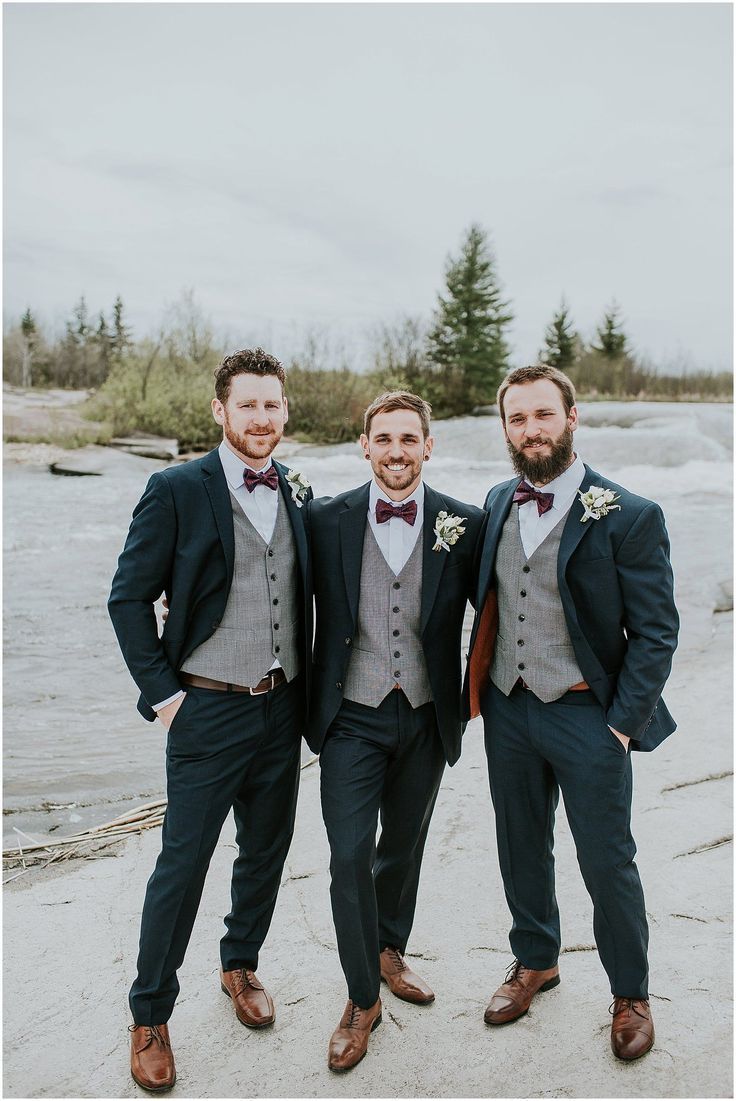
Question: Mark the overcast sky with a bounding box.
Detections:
[4,2,733,371]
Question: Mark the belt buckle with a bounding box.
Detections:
[248,673,273,696]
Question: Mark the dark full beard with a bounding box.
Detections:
[224,420,282,463]
[507,426,575,485]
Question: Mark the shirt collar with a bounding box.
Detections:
[370,478,425,515]
[218,439,274,490]
[533,452,586,509]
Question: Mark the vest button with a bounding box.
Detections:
[394,651,400,658]
[270,573,277,581]
[273,598,279,605]
[273,623,279,630]
[345,637,351,645]
[520,590,527,598]
[393,629,399,637]
[393,670,401,678]
[393,606,400,613]
[268,549,274,557]
[274,645,280,654]
[393,582,401,589]
[522,565,530,573]
[517,639,524,646]
[518,614,525,621]
[518,662,525,671]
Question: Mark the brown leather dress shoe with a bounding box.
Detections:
[484,959,560,1025]
[380,947,435,1005]
[610,997,655,1060]
[327,998,382,1072]
[220,967,275,1028]
[129,1023,176,1093]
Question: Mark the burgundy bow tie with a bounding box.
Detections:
[243,466,279,492]
[513,480,555,516]
[375,499,418,526]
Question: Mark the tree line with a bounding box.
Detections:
[3,225,731,447]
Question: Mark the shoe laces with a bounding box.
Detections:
[129,1024,170,1049]
[233,968,258,995]
[609,998,649,1019]
[504,959,525,986]
[346,1000,361,1028]
[384,946,407,972]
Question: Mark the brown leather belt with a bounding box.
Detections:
[516,677,590,693]
[180,669,287,696]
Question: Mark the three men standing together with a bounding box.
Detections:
[110,352,678,1089]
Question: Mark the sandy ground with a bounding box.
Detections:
[3,608,732,1098]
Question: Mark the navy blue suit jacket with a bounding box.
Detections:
[306,481,486,765]
[108,448,312,722]
[463,464,679,751]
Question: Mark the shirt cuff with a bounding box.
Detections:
[153,690,185,711]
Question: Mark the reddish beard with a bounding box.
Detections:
[223,418,282,462]
[507,425,575,484]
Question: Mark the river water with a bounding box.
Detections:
[3,401,732,845]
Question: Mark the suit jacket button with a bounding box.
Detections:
[336,681,342,689]
[345,637,351,645]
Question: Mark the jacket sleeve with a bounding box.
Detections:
[606,502,679,738]
[108,472,182,712]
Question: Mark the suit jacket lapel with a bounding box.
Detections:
[420,484,450,632]
[339,483,370,630]
[201,448,235,592]
[275,461,309,581]
[476,480,517,604]
[556,463,600,583]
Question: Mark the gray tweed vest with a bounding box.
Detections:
[343,524,432,709]
[181,492,299,685]
[491,508,583,701]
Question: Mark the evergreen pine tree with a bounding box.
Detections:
[427,224,513,413]
[541,299,579,371]
[93,312,112,384]
[592,302,629,358]
[20,307,36,388]
[111,295,132,362]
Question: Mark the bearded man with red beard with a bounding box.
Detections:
[464,364,679,1062]
[109,348,312,1091]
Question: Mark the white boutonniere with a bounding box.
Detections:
[578,485,621,523]
[285,468,310,507]
[433,510,466,552]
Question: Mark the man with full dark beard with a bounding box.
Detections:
[463,364,679,1061]
[109,349,312,1091]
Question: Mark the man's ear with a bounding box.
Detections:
[359,433,370,459]
[283,395,289,425]
[212,398,225,426]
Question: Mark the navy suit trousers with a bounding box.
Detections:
[481,680,649,1000]
[320,691,446,1008]
[129,679,302,1025]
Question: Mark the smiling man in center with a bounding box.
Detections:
[306,391,485,1072]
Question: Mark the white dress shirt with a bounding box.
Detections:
[153,442,281,711]
[219,439,279,544]
[368,480,424,575]
[517,453,586,558]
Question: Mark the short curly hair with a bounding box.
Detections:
[214,348,286,403]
